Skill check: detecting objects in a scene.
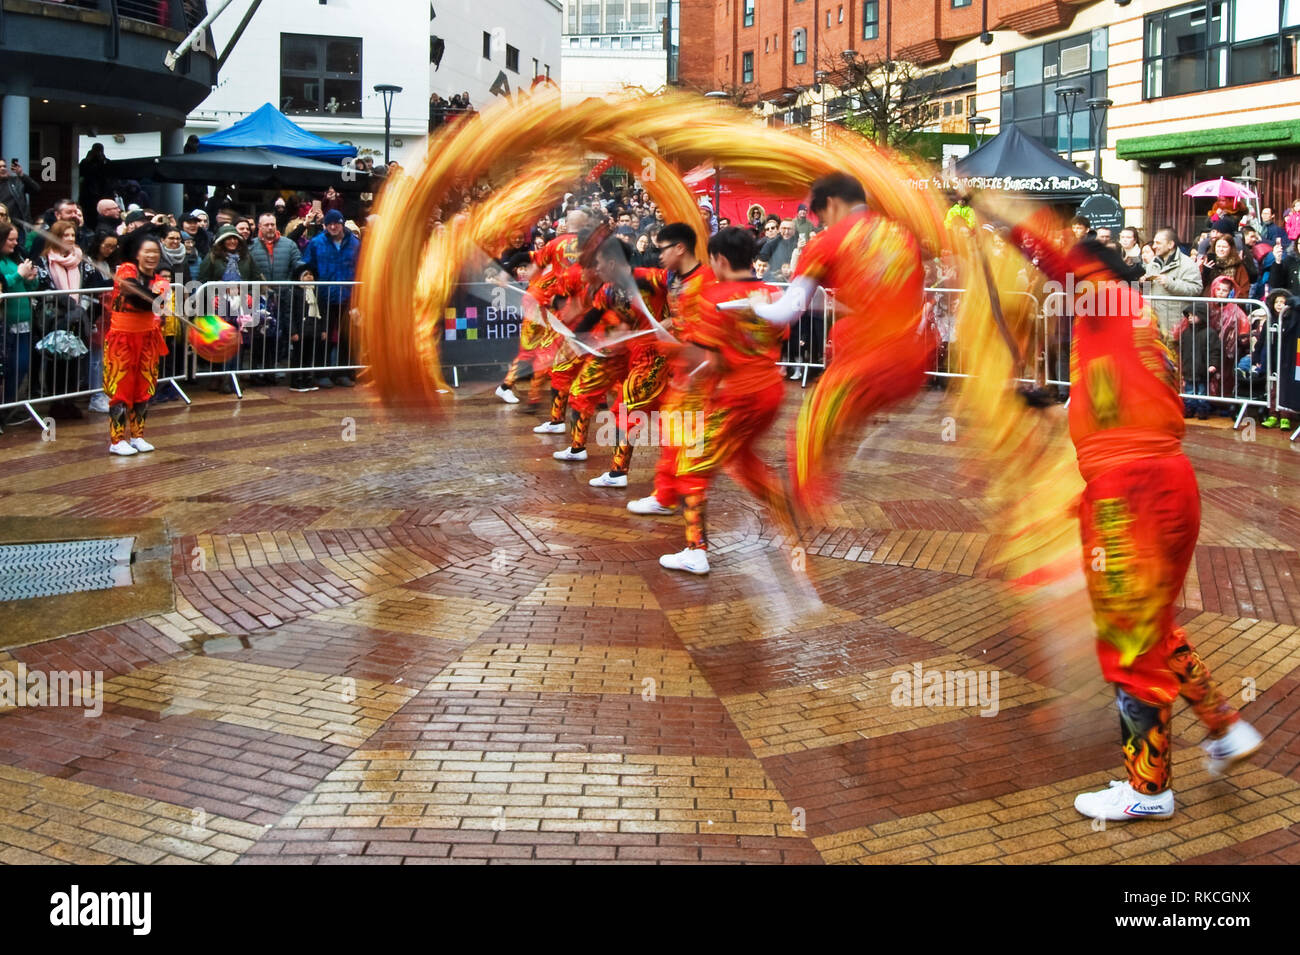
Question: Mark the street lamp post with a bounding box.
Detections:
[374,84,403,165]
[1086,97,1113,178]
[1055,85,1085,166]
[967,115,991,146]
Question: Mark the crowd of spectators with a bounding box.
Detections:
[0,171,370,423]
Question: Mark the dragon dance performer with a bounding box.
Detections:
[497,209,590,410]
[731,172,929,512]
[552,238,668,463]
[590,221,714,490]
[104,233,170,456]
[1004,228,1264,821]
[655,227,788,575]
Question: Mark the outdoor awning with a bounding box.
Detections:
[1115,120,1300,162]
[106,148,370,190]
[197,103,358,160]
[910,123,1114,201]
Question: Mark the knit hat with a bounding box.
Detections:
[212,224,242,247]
[323,209,345,225]
[124,209,147,224]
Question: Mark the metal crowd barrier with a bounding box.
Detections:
[0,286,190,432]
[186,280,362,397]
[1041,291,1278,430]
[922,286,1042,385]
[6,277,1299,443]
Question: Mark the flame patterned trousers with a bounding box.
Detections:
[103,326,167,445]
[1080,454,1238,794]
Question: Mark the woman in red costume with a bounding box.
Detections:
[103,234,170,456]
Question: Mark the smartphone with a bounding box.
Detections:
[310,200,322,216]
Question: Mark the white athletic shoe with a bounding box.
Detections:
[109,440,138,457]
[553,447,587,461]
[627,495,676,516]
[533,421,566,434]
[129,437,156,453]
[495,384,520,404]
[1073,780,1174,821]
[1201,720,1263,777]
[659,548,710,575]
[589,472,628,488]
[788,366,802,380]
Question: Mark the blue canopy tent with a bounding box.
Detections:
[197,103,357,161]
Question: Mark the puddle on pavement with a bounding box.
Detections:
[193,631,289,655]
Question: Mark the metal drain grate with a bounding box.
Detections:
[0,537,135,601]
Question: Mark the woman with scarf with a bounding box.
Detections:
[152,227,191,401]
[1199,235,1250,299]
[83,232,119,413]
[35,220,101,419]
[103,232,169,455]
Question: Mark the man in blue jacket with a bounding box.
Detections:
[303,209,360,387]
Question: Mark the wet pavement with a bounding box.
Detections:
[0,381,1298,864]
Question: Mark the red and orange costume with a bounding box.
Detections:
[503,233,579,404]
[668,278,788,550]
[639,262,715,494]
[1022,234,1240,796]
[104,263,170,446]
[786,207,928,510]
[539,262,592,427]
[564,268,668,453]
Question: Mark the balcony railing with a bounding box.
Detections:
[27,0,206,31]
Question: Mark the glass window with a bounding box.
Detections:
[793,28,807,64]
[953,0,972,6]
[482,31,491,59]
[1235,0,1280,40]
[281,34,362,117]
[743,51,754,83]
[506,44,519,73]
[1014,46,1043,87]
[744,0,754,27]
[1090,28,1109,70]
[863,1,879,40]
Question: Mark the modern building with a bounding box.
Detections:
[560,0,670,103]
[681,0,1300,234]
[0,0,218,207]
[84,0,563,171]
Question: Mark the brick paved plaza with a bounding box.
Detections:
[1,381,1298,865]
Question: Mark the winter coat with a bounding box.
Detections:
[249,234,302,283]
[1142,249,1203,335]
[1178,319,1211,383]
[302,229,360,306]
[0,257,39,330]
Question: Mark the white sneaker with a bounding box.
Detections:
[788,366,802,380]
[589,472,628,488]
[553,447,587,461]
[627,495,676,515]
[1201,720,1263,777]
[495,384,520,404]
[533,421,566,434]
[1073,780,1174,821]
[109,441,138,457]
[659,548,710,575]
[129,437,156,453]
[88,393,110,413]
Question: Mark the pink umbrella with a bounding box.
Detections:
[1183,177,1258,200]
